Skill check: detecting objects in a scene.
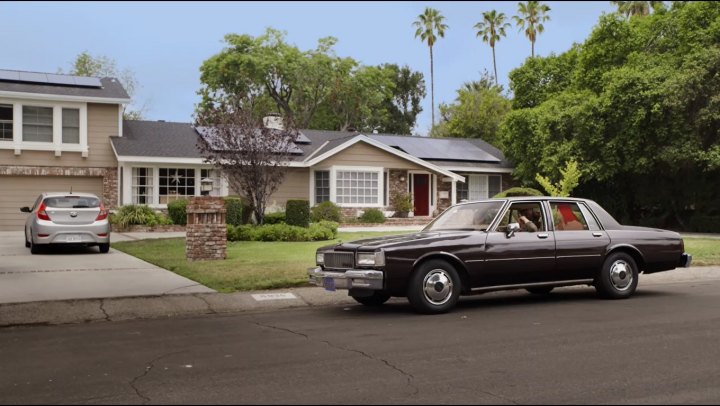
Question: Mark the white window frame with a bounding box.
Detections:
[122,164,229,208]
[456,173,503,201]
[0,98,88,156]
[329,165,384,208]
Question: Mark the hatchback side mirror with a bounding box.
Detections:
[20,207,31,213]
[506,222,520,238]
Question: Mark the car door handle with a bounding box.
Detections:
[593,232,603,237]
[537,233,549,239]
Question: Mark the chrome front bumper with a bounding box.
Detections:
[681,253,692,268]
[308,267,384,291]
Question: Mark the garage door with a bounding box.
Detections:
[0,176,104,231]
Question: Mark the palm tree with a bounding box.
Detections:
[611,1,665,17]
[474,10,511,85]
[513,1,551,58]
[413,7,448,128]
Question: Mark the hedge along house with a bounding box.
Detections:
[111,118,514,219]
[0,69,130,231]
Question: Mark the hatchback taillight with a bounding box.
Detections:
[37,203,51,221]
[96,203,108,221]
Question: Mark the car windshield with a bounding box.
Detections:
[43,196,100,209]
[423,201,504,232]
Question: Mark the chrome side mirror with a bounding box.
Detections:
[506,222,520,238]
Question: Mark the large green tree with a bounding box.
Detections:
[513,1,551,58]
[378,64,426,134]
[413,7,449,128]
[475,10,511,85]
[502,1,720,228]
[62,51,145,120]
[611,1,666,17]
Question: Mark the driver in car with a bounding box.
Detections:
[516,208,539,232]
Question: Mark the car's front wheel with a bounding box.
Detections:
[407,259,461,314]
[595,252,639,299]
[24,231,30,248]
[352,291,391,307]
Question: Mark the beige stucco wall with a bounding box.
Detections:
[312,142,426,171]
[0,103,119,167]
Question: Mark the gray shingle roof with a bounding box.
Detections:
[112,122,511,169]
[0,69,130,101]
[113,121,201,158]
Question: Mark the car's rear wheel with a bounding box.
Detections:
[352,291,391,306]
[407,259,461,314]
[29,236,41,255]
[99,243,110,253]
[595,252,638,299]
[526,286,554,295]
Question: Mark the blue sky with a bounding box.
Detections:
[1,1,616,135]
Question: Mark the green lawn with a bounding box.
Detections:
[112,231,403,292]
[113,235,720,293]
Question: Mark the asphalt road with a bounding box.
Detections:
[1,278,720,405]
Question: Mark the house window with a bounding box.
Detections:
[22,106,53,142]
[159,168,195,204]
[335,170,379,205]
[62,108,80,144]
[132,168,154,205]
[0,104,12,141]
[315,170,330,204]
[456,174,503,202]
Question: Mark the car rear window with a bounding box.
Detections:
[43,196,100,209]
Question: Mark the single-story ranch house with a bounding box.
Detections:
[0,69,513,230]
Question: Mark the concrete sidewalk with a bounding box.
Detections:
[2,265,718,327]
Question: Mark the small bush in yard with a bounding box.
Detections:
[226,221,338,242]
[286,199,310,227]
[167,199,188,225]
[360,208,386,223]
[264,212,286,224]
[112,205,171,229]
[311,201,342,222]
[224,197,249,226]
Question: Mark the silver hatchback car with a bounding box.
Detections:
[21,192,111,254]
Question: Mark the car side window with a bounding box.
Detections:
[550,202,596,231]
[496,202,546,233]
[578,203,601,231]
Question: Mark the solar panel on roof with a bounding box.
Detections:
[0,70,21,81]
[371,135,500,163]
[0,69,102,88]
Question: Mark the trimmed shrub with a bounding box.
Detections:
[167,199,188,225]
[264,212,286,225]
[226,221,338,242]
[111,205,171,229]
[360,208,386,223]
[493,187,544,198]
[286,199,310,228]
[224,197,249,226]
[311,201,342,223]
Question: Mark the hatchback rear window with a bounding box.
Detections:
[43,196,100,208]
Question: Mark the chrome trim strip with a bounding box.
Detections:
[486,256,556,262]
[556,254,603,259]
[471,279,594,293]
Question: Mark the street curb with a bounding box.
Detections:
[0,288,359,328]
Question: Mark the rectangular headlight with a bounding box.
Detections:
[316,252,324,265]
[357,251,385,267]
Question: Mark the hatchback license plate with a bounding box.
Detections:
[323,277,336,292]
[65,235,81,242]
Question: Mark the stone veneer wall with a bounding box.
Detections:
[435,178,453,216]
[186,196,227,261]
[0,165,118,209]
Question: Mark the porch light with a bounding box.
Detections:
[201,178,215,192]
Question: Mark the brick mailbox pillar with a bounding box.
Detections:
[186,197,227,261]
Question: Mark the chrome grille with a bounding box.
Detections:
[324,251,354,269]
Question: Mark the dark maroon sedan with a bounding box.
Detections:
[309,197,692,314]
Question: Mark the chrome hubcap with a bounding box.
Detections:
[423,269,454,305]
[609,260,634,291]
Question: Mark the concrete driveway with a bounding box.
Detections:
[0,231,214,304]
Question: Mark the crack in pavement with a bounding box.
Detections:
[194,295,217,314]
[128,351,186,404]
[99,299,111,322]
[162,283,205,295]
[253,321,419,397]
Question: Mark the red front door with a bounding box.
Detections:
[413,174,430,216]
